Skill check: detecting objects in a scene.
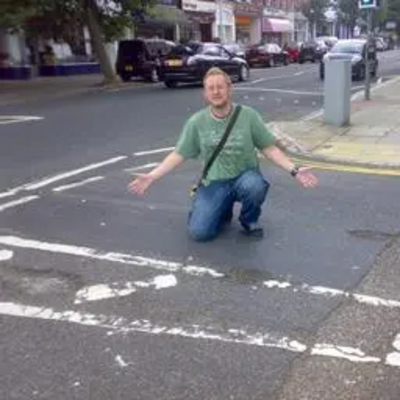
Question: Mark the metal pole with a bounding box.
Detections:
[364,8,373,100]
[218,0,224,43]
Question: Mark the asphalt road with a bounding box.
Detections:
[1,50,400,400]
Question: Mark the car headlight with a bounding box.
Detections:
[351,55,362,64]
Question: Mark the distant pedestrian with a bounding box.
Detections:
[129,67,318,241]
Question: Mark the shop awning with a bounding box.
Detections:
[262,18,293,33]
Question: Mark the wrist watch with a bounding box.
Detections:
[290,165,300,177]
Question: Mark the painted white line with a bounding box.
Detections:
[2,300,397,368]
[0,235,224,279]
[311,344,380,364]
[234,87,322,96]
[24,156,126,191]
[52,176,104,193]
[386,352,400,367]
[263,280,400,309]
[0,195,39,212]
[125,163,159,173]
[0,301,307,352]
[74,274,177,304]
[0,115,44,125]
[115,355,129,368]
[0,156,126,199]
[133,147,174,156]
[0,249,13,261]
[393,334,400,351]
[386,334,400,367]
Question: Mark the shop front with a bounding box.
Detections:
[181,0,215,42]
[233,0,263,46]
[214,2,235,44]
[262,17,293,46]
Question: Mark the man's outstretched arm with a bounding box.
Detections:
[261,145,318,188]
[128,150,185,195]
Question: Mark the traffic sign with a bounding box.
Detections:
[359,0,377,9]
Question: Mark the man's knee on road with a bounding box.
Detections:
[188,216,219,242]
[236,170,269,203]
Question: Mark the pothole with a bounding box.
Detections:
[1,265,82,296]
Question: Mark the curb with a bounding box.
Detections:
[270,74,400,171]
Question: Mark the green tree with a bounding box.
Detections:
[301,0,329,37]
[337,0,359,37]
[0,0,156,83]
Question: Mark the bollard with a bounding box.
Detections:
[324,59,351,126]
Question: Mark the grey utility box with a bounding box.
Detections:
[324,59,351,126]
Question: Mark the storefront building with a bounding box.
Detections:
[181,0,216,42]
[214,1,236,44]
[262,7,293,46]
[233,0,263,46]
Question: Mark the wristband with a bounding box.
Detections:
[290,166,300,177]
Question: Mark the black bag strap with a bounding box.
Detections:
[198,105,242,185]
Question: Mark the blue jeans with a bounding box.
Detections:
[188,169,270,241]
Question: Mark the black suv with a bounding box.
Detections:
[116,39,175,82]
[319,39,378,81]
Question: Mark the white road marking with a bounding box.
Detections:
[0,234,398,309]
[235,87,322,96]
[0,235,224,278]
[0,249,13,261]
[74,274,177,303]
[52,176,104,193]
[0,156,126,199]
[24,156,126,191]
[393,334,400,351]
[311,344,380,363]
[0,195,39,212]
[125,163,159,173]
[0,115,44,125]
[133,147,174,156]
[263,280,400,309]
[115,355,129,368]
[2,300,398,368]
[0,301,307,352]
[386,334,400,367]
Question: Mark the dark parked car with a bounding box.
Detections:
[223,43,245,59]
[298,40,328,63]
[319,39,378,81]
[116,38,175,82]
[158,42,250,88]
[245,43,290,68]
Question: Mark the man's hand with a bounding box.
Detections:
[128,173,155,196]
[295,167,318,188]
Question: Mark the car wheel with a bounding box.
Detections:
[238,65,250,82]
[120,73,131,82]
[164,80,178,89]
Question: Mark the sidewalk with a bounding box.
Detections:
[272,76,400,170]
[0,74,147,106]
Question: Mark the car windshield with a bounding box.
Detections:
[331,42,364,54]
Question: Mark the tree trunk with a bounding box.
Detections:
[83,0,118,84]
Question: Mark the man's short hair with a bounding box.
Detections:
[203,67,232,87]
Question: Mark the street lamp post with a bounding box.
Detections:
[359,0,378,101]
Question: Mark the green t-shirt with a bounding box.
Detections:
[175,104,276,185]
